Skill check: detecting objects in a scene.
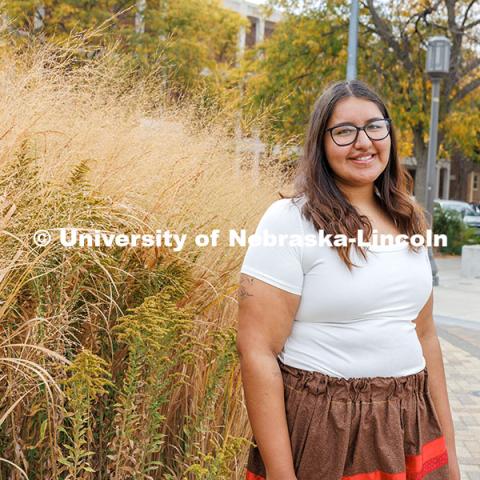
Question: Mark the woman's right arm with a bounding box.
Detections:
[236,273,301,480]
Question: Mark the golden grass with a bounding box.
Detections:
[0,35,292,479]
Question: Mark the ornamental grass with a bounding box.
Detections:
[0,36,288,480]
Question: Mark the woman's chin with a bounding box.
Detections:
[346,172,382,186]
[347,165,386,183]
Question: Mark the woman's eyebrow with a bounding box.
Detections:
[331,117,384,127]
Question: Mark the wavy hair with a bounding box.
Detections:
[281,79,428,270]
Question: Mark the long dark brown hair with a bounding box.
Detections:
[281,79,428,270]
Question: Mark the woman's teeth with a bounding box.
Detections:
[351,154,375,162]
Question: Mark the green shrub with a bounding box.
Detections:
[433,205,478,255]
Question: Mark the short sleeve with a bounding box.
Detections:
[240,199,304,295]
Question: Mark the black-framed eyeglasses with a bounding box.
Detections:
[326,118,392,146]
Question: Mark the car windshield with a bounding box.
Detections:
[463,205,479,216]
[443,203,480,216]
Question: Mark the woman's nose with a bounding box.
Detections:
[354,129,372,148]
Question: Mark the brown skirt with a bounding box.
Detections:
[246,358,449,480]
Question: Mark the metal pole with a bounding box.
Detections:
[234,3,247,179]
[135,0,146,34]
[425,79,440,286]
[34,5,45,31]
[346,0,359,80]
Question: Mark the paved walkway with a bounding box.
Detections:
[433,256,480,479]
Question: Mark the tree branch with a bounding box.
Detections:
[461,0,477,29]
[452,77,480,103]
[409,0,443,45]
[289,55,321,83]
[365,0,414,71]
[442,0,465,98]
[464,18,480,30]
[460,57,480,77]
[445,0,459,34]
[358,20,379,36]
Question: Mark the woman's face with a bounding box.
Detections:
[324,97,391,189]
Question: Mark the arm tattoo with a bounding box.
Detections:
[237,276,254,300]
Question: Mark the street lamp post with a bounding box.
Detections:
[346,0,359,81]
[425,36,451,287]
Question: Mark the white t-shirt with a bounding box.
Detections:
[240,196,432,379]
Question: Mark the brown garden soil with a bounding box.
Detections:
[433,251,460,258]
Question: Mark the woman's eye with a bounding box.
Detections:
[336,128,355,136]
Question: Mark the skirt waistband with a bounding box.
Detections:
[278,359,429,402]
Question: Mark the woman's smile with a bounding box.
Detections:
[348,153,377,166]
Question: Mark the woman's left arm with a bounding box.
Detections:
[414,291,461,480]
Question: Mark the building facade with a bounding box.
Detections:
[449,153,480,203]
[403,157,452,201]
[222,0,283,55]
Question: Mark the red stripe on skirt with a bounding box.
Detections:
[245,436,448,480]
[246,471,266,480]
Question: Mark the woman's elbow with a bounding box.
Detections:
[236,331,258,359]
[236,331,279,362]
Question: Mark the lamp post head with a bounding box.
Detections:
[426,36,452,78]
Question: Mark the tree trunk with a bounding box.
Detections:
[450,148,470,201]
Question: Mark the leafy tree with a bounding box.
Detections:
[242,0,479,204]
[362,0,480,204]
[4,0,128,41]
[3,0,246,101]
[237,1,349,148]
[133,0,246,97]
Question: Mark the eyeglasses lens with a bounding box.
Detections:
[332,120,390,146]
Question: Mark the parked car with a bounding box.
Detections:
[470,202,480,215]
[434,199,480,236]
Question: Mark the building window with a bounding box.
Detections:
[245,17,257,48]
[474,173,479,191]
[265,20,276,39]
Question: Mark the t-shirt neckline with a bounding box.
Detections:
[365,240,410,252]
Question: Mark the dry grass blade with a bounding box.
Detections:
[0,457,29,480]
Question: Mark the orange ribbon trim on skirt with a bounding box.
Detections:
[246,435,448,480]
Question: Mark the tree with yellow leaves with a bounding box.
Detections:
[3,0,246,102]
[240,0,479,204]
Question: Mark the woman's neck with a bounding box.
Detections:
[337,182,378,211]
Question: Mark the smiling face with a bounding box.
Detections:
[324,96,391,190]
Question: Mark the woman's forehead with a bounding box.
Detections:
[329,97,383,124]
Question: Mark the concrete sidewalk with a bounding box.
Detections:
[434,256,480,325]
[433,256,480,479]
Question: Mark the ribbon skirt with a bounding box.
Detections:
[246,359,448,480]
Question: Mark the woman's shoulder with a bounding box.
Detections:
[267,194,306,212]
[261,195,306,224]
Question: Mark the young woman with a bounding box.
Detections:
[236,80,460,480]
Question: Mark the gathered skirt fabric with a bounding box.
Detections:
[246,358,449,480]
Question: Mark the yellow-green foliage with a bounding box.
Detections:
[59,349,114,480]
[4,0,246,111]
[108,286,197,480]
[239,2,349,146]
[183,435,252,480]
